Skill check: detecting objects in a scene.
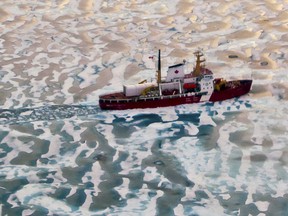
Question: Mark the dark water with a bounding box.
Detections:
[1,99,288,215]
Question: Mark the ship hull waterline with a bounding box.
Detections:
[99,80,252,110]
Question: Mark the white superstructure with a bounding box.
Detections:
[123,50,215,99]
[123,82,156,97]
[166,63,185,82]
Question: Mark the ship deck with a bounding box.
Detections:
[100,92,130,100]
[99,79,252,101]
[99,79,252,110]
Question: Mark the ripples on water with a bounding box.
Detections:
[1,0,288,215]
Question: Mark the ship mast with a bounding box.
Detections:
[193,51,205,77]
[157,49,161,83]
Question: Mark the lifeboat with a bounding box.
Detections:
[183,83,197,89]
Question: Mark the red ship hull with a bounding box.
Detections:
[99,80,252,110]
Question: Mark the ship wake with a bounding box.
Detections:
[0,105,101,125]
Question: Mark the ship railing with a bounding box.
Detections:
[100,98,134,103]
[100,92,202,104]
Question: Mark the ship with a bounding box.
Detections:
[99,50,252,110]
